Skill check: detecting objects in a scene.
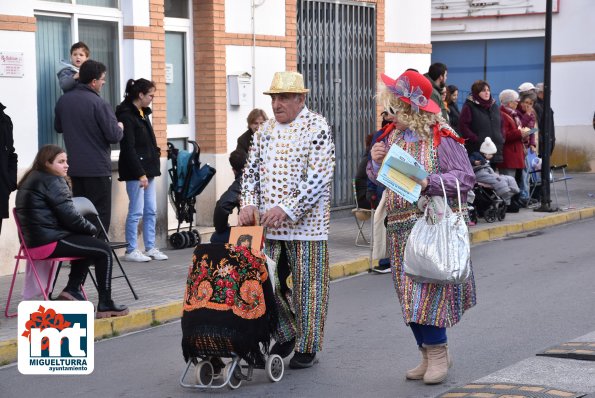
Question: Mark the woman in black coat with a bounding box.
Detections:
[0,102,17,234]
[16,144,128,317]
[445,85,461,133]
[116,78,167,262]
[459,80,504,165]
[235,108,268,155]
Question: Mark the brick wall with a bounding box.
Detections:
[185,0,434,151]
[121,3,167,151]
[0,14,36,32]
[374,0,433,124]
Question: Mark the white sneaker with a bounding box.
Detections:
[144,248,168,261]
[124,249,151,262]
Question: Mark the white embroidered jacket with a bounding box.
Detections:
[241,107,335,241]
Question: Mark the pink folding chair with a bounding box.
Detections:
[4,208,84,318]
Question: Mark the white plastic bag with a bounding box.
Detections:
[21,260,56,300]
[372,190,387,260]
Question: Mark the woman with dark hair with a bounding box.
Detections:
[15,144,128,318]
[236,108,268,155]
[117,78,167,262]
[445,85,460,133]
[459,80,504,165]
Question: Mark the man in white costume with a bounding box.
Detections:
[239,71,335,369]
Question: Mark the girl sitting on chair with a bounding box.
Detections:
[15,144,128,318]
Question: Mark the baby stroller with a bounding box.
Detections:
[472,183,506,223]
[167,141,216,249]
[179,243,284,390]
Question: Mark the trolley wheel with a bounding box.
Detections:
[192,229,202,244]
[169,232,187,249]
[484,208,497,223]
[194,360,214,386]
[224,362,242,390]
[265,354,284,382]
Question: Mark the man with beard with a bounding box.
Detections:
[424,62,449,121]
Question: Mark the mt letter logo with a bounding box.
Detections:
[18,301,94,375]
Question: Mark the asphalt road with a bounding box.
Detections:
[1,218,594,398]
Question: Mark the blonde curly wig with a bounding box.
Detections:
[378,84,445,140]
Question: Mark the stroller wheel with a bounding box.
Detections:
[224,361,242,389]
[497,204,507,221]
[265,354,284,382]
[180,231,192,248]
[194,360,214,386]
[170,232,187,249]
[186,231,197,248]
[192,229,202,245]
[484,208,497,223]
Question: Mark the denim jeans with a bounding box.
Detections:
[410,322,447,347]
[125,178,156,253]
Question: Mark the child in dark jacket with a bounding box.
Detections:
[210,150,248,243]
[56,42,90,93]
[471,137,519,204]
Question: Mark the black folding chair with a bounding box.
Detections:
[51,197,139,300]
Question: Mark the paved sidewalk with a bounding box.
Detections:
[1,173,594,365]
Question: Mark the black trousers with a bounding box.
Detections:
[71,176,112,233]
[50,234,113,293]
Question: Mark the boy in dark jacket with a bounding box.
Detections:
[56,42,90,93]
[210,150,248,243]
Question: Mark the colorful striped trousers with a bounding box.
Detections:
[264,239,329,354]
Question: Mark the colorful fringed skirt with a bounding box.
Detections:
[181,243,278,365]
[386,207,477,328]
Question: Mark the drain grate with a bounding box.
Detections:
[537,342,595,361]
[437,383,587,398]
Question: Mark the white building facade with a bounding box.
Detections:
[0,0,434,276]
[431,0,595,170]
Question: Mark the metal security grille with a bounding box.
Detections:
[297,0,376,208]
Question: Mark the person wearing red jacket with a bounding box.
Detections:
[498,89,531,206]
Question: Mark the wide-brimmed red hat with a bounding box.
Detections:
[381,70,441,114]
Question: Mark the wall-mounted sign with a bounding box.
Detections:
[0,51,24,77]
[431,0,559,19]
[165,63,173,84]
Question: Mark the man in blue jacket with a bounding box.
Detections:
[55,59,123,233]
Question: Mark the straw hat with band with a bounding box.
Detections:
[263,71,310,95]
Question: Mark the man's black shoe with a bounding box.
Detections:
[270,338,295,359]
[289,352,318,369]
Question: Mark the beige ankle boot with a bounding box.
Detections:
[405,347,427,380]
[423,344,449,384]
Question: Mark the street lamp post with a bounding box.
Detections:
[535,0,556,212]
